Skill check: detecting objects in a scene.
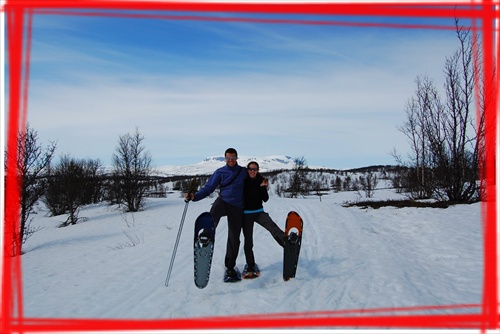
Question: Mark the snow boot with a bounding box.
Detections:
[242,263,260,279]
[223,267,241,283]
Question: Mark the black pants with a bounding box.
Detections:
[210,197,243,269]
[242,212,286,267]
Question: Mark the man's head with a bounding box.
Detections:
[224,148,238,167]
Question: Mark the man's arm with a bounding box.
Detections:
[192,172,221,202]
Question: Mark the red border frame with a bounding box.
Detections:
[2,1,499,332]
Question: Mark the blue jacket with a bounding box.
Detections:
[193,164,247,208]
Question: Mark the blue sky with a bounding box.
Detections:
[12,9,465,169]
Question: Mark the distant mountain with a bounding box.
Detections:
[157,155,303,176]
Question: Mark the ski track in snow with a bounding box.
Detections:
[21,190,483,321]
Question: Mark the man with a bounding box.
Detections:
[185,148,247,282]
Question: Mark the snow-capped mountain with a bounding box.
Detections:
[157,155,304,176]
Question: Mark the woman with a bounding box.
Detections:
[242,161,287,279]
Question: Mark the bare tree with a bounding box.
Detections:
[44,155,97,226]
[287,156,310,198]
[332,175,342,193]
[432,19,478,201]
[81,158,104,204]
[110,128,154,212]
[395,19,485,202]
[4,124,56,255]
[396,76,442,199]
[360,172,378,198]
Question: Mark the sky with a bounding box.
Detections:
[5,6,469,170]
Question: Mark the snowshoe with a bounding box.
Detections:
[193,212,215,289]
[242,264,260,279]
[223,267,242,283]
[283,211,303,281]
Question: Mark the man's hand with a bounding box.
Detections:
[185,193,195,202]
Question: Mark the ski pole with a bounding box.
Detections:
[165,200,189,287]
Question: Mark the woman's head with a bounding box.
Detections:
[247,161,259,178]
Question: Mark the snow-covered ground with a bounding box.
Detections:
[20,185,483,328]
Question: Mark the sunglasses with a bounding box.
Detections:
[248,168,259,171]
[225,156,237,161]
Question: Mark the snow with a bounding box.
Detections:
[21,185,484,327]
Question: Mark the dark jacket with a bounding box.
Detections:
[243,174,269,211]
